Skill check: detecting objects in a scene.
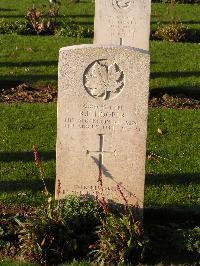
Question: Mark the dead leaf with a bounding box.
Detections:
[26,47,33,52]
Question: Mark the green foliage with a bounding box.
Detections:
[55,21,93,38]
[0,18,93,38]
[0,214,23,259]
[154,22,187,42]
[15,196,98,265]
[145,225,200,264]
[93,211,144,265]
[0,19,29,35]
[184,227,200,254]
[0,260,34,266]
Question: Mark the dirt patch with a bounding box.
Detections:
[149,92,200,109]
[0,204,36,216]
[0,83,57,103]
[0,83,200,109]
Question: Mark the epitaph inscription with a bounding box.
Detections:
[56,45,150,209]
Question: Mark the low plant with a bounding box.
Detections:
[154,22,187,42]
[15,196,98,265]
[0,216,20,258]
[92,211,144,265]
[0,18,93,38]
[26,0,61,35]
[0,19,29,35]
[55,21,93,38]
[184,227,200,254]
[144,224,200,264]
[12,146,98,265]
[89,171,145,265]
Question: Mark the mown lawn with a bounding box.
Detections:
[0,103,199,208]
[0,2,199,209]
[0,1,199,265]
[0,1,200,91]
[1,0,200,30]
[0,35,199,93]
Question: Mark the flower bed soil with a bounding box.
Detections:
[0,82,199,109]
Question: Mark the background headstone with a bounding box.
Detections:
[94,0,151,51]
[56,45,149,208]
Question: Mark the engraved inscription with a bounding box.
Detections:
[73,185,136,199]
[112,0,134,9]
[107,15,136,45]
[83,59,125,101]
[64,104,141,133]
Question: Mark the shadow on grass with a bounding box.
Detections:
[0,74,58,87]
[0,178,55,194]
[151,20,200,25]
[0,151,55,162]
[0,8,17,12]
[144,205,200,265]
[144,205,200,225]
[0,61,57,68]
[144,172,200,224]
[0,80,22,89]
[151,70,200,79]
[146,173,200,186]
[0,14,94,19]
[67,14,94,18]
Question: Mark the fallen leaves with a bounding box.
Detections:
[149,93,200,110]
[0,83,57,103]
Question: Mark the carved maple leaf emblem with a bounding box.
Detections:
[115,0,132,8]
[84,60,124,100]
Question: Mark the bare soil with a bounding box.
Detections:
[0,83,200,109]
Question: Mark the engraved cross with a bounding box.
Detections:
[87,134,116,175]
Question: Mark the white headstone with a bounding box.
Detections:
[94,0,151,51]
[56,45,149,209]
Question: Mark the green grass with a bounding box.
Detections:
[0,2,199,266]
[0,261,35,266]
[151,3,200,31]
[0,35,199,93]
[0,103,56,206]
[0,104,199,208]
[150,41,200,94]
[146,108,200,207]
[0,1,199,90]
[0,35,91,87]
[0,0,199,209]
[0,0,94,26]
[0,0,200,30]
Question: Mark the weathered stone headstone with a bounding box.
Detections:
[56,45,149,209]
[94,0,151,51]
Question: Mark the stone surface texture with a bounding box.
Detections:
[56,45,150,208]
[94,0,151,51]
